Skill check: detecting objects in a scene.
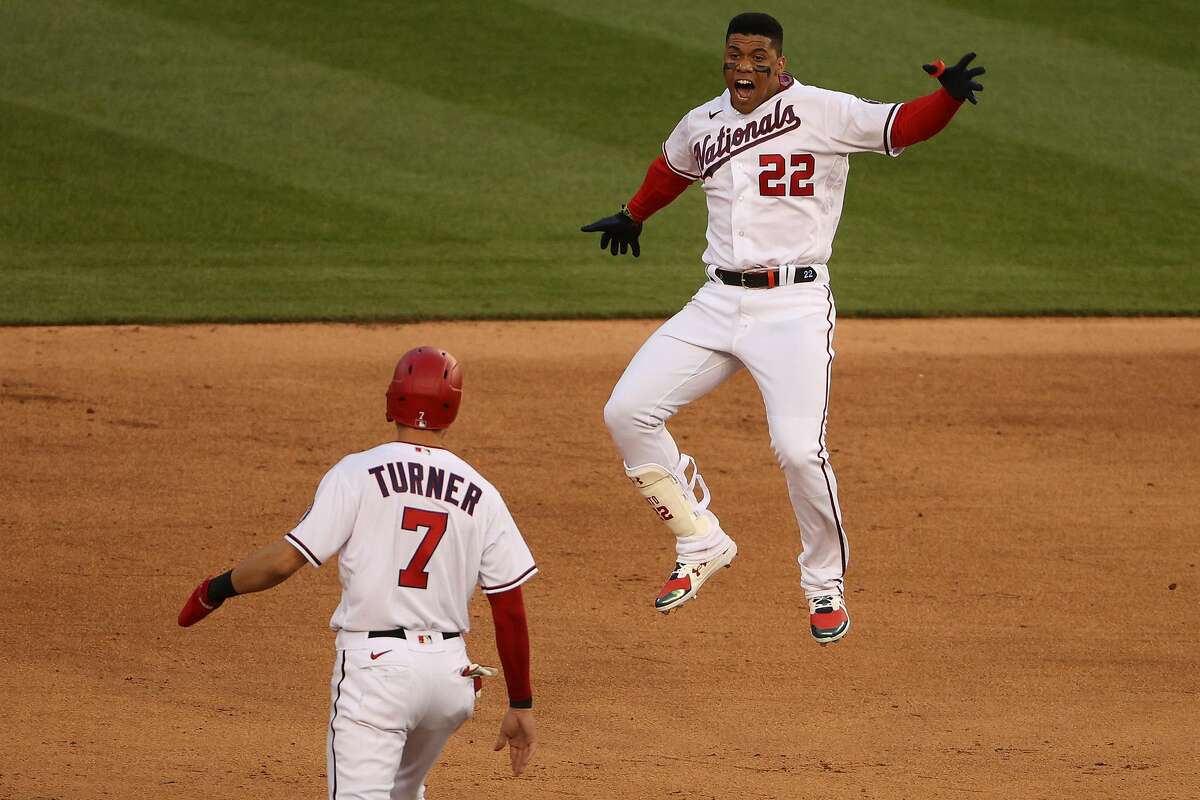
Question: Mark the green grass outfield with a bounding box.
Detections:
[1,0,1197,323]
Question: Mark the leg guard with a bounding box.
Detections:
[628,455,710,544]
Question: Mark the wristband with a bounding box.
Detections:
[509,698,533,710]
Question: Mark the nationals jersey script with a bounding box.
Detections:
[285,442,537,634]
[661,75,903,270]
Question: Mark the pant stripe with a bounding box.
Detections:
[819,285,848,579]
[329,651,347,800]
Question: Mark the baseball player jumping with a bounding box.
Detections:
[178,347,539,798]
[582,12,984,644]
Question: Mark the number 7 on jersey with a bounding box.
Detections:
[397,507,448,589]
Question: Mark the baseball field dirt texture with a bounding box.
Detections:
[3,1,1199,799]
[4,320,1199,799]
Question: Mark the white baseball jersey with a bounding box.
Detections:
[661,75,903,270]
[284,441,537,634]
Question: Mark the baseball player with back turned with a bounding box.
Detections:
[178,346,539,799]
[583,12,985,644]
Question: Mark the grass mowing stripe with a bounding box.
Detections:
[106,0,720,155]
[0,98,403,244]
[1,1,646,210]
[929,0,1200,73]
[7,251,1192,325]
[841,120,1197,266]
[0,245,710,324]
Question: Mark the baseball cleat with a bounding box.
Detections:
[178,577,222,627]
[654,541,737,613]
[808,593,850,645]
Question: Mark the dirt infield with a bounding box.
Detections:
[3,318,1198,800]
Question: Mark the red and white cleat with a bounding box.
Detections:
[808,593,850,645]
[654,541,737,614]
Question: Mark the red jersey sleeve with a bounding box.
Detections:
[890,87,963,149]
[626,155,694,223]
[488,586,532,706]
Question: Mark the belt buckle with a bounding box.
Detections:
[740,271,751,288]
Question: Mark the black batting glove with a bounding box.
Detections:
[580,206,643,258]
[923,52,986,105]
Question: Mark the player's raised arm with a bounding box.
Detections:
[923,52,985,105]
[890,52,986,148]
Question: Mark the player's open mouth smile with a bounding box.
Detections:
[734,79,755,102]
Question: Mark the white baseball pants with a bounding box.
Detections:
[327,631,476,800]
[604,275,850,597]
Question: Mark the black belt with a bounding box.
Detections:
[714,266,818,288]
[368,628,460,640]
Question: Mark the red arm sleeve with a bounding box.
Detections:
[488,585,532,707]
[890,87,963,149]
[625,155,694,223]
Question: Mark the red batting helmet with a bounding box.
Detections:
[385,346,463,430]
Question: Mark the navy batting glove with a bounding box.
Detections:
[923,52,986,105]
[580,206,642,258]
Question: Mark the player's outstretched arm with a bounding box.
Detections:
[922,52,985,105]
[891,52,987,149]
[178,539,308,627]
[487,586,536,775]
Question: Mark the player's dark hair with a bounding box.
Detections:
[727,12,783,54]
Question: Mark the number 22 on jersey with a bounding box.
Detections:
[759,153,815,197]
[397,506,448,589]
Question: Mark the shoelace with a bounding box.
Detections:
[811,595,835,610]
